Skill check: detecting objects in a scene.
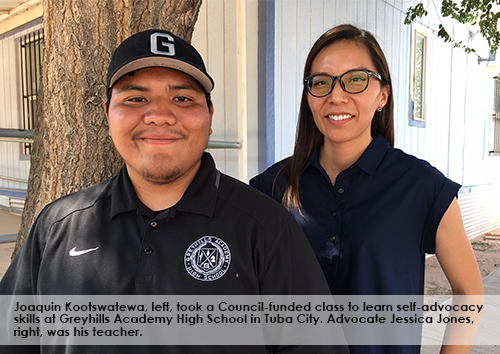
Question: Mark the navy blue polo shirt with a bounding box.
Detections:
[250,134,460,296]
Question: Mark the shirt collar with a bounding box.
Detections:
[175,152,219,217]
[304,145,322,172]
[354,133,390,175]
[304,133,390,176]
[110,152,219,219]
[110,165,142,218]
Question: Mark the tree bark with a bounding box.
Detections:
[13,0,202,257]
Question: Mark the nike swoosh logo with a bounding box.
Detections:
[69,246,99,257]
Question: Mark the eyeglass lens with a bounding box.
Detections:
[308,70,371,97]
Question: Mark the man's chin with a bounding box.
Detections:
[140,168,181,186]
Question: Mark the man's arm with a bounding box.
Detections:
[0,221,41,353]
[259,217,349,353]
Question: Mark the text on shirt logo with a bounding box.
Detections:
[184,236,231,281]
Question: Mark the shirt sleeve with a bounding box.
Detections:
[259,215,331,296]
[259,216,350,353]
[250,159,289,203]
[421,177,461,254]
[250,173,276,200]
[0,223,42,352]
[0,218,43,296]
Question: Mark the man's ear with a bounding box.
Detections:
[104,101,111,137]
[209,104,214,136]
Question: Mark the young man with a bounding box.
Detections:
[0,30,335,353]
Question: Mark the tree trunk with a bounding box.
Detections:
[13,0,202,257]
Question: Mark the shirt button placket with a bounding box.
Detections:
[143,221,158,256]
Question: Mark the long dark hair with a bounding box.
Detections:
[278,24,394,212]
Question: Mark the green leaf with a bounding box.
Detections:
[405,3,428,25]
[405,0,500,53]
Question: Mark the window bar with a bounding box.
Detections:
[23,34,30,155]
[32,30,39,131]
[28,31,34,133]
[492,76,500,156]
[495,119,500,156]
[27,33,33,155]
[28,32,35,155]
[20,35,27,140]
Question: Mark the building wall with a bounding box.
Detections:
[192,0,259,182]
[0,18,43,195]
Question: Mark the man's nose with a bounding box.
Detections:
[143,100,177,125]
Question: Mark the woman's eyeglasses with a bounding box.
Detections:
[304,70,385,97]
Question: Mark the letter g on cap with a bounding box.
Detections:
[151,32,175,56]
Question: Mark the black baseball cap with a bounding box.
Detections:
[106,29,214,93]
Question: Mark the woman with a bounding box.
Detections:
[250,24,483,353]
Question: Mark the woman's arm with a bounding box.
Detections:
[436,198,483,295]
[435,197,484,354]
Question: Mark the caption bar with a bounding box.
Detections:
[0,295,495,346]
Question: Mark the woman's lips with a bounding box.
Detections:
[327,114,353,121]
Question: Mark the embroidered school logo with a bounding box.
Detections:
[184,236,231,281]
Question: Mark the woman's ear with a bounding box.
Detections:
[379,84,391,108]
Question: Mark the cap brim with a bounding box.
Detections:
[108,57,214,93]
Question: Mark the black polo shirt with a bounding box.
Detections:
[0,153,335,354]
[251,134,461,296]
[2,153,329,296]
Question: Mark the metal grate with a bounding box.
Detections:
[20,29,44,155]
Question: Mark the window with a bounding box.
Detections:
[410,28,427,127]
[19,29,44,155]
[491,76,500,156]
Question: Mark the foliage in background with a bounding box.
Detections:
[405,0,500,54]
